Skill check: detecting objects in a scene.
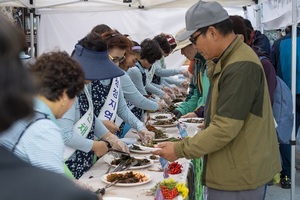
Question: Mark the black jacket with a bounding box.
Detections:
[0,146,98,200]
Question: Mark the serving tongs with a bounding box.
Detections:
[101,139,132,174]
[95,180,120,195]
[111,155,133,172]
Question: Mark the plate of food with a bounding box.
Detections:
[150,119,177,128]
[135,143,161,151]
[165,104,177,113]
[145,124,169,141]
[129,144,151,154]
[104,155,154,170]
[151,113,172,121]
[101,171,151,187]
[178,117,204,125]
[147,155,160,163]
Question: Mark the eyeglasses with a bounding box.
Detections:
[109,54,126,63]
[189,32,202,44]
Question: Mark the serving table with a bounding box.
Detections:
[79,117,201,200]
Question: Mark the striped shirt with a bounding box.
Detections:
[0,98,64,174]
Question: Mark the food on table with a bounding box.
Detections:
[106,171,148,183]
[168,162,182,174]
[141,141,157,148]
[155,115,168,119]
[183,118,204,123]
[132,144,142,150]
[148,178,188,199]
[146,124,168,139]
[146,124,156,131]
[153,119,174,125]
[160,186,179,199]
[172,98,183,103]
[165,104,177,112]
[149,155,159,160]
[111,157,150,167]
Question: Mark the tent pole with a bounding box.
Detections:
[36,15,39,56]
[29,9,34,58]
[255,3,262,33]
[290,0,297,199]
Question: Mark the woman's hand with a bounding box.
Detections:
[138,129,155,144]
[181,70,190,78]
[103,133,129,153]
[92,141,108,157]
[172,86,181,96]
[163,94,172,105]
[181,112,197,118]
[180,81,189,89]
[102,120,119,134]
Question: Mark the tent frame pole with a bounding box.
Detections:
[291,0,297,198]
[29,8,34,58]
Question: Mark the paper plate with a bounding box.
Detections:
[134,144,161,151]
[151,113,172,121]
[146,155,160,163]
[101,171,152,187]
[103,155,154,170]
[178,117,204,125]
[149,120,177,128]
[129,146,151,154]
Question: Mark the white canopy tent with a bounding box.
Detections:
[0,0,254,67]
[36,6,245,68]
[0,0,298,200]
[262,0,300,30]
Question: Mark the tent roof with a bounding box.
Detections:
[0,0,257,12]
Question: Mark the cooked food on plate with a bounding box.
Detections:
[106,171,148,183]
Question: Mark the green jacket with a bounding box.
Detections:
[174,36,281,190]
[176,54,210,115]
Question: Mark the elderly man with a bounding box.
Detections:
[172,28,209,119]
[153,1,281,199]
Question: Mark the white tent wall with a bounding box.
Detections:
[37,7,244,69]
[262,0,300,30]
[38,8,187,69]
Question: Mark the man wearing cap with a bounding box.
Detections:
[172,28,209,119]
[153,1,281,199]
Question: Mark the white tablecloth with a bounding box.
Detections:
[79,115,200,200]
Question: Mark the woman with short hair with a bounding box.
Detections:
[0,51,85,174]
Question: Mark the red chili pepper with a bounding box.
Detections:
[160,186,179,199]
[167,162,182,174]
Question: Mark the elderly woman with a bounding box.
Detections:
[91,31,155,141]
[116,40,163,137]
[58,33,130,179]
[127,39,170,104]
[0,51,85,174]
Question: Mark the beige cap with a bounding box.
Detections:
[173,28,192,52]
